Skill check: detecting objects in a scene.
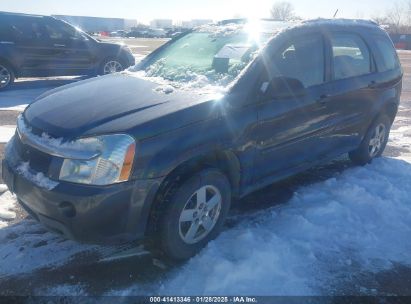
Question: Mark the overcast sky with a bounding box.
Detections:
[0,0,397,23]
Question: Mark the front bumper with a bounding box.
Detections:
[2,139,162,244]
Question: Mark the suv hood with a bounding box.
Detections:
[24,73,220,140]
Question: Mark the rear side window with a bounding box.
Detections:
[271,34,325,88]
[330,33,371,80]
[374,35,400,72]
[10,17,48,41]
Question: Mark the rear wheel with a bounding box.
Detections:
[349,114,391,165]
[0,62,14,90]
[159,169,231,260]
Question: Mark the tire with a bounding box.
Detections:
[0,61,15,90]
[349,114,392,165]
[159,169,231,260]
[98,58,125,75]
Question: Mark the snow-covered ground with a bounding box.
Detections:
[1,118,411,296]
[0,126,15,144]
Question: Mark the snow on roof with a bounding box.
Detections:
[302,18,379,28]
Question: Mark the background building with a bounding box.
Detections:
[181,19,213,28]
[150,19,173,29]
[52,15,137,32]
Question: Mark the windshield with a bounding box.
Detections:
[139,23,272,89]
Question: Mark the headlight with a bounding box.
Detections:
[59,134,136,185]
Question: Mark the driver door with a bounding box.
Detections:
[253,32,333,182]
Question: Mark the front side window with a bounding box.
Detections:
[44,21,86,41]
[270,34,325,88]
[331,33,371,80]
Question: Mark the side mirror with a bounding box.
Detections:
[262,77,306,99]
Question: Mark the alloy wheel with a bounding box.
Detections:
[368,123,386,158]
[103,60,123,74]
[0,64,11,88]
[178,185,222,245]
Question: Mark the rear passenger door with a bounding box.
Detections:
[321,32,380,153]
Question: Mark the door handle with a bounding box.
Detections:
[316,94,330,105]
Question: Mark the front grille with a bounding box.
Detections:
[14,134,53,176]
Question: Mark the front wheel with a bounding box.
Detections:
[349,114,392,165]
[159,169,231,260]
[99,58,125,75]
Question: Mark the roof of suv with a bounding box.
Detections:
[0,11,47,18]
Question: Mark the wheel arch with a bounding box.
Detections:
[382,101,398,124]
[0,57,17,78]
[144,149,241,237]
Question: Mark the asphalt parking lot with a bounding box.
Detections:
[0,41,411,296]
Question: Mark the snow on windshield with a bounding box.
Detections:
[128,23,261,93]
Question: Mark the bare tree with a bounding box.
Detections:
[386,1,404,33]
[270,2,295,21]
[371,15,389,26]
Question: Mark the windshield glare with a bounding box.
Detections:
[143,28,260,88]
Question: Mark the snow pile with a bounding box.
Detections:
[17,115,100,154]
[16,162,58,191]
[390,125,411,162]
[0,190,16,228]
[115,123,411,296]
[0,126,16,144]
[197,23,244,37]
[154,84,174,95]
[111,157,411,296]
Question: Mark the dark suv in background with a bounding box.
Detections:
[0,12,135,89]
[2,19,402,260]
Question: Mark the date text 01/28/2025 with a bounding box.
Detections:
[149,296,258,303]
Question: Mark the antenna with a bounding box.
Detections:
[333,9,339,18]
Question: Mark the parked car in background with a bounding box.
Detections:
[390,33,411,50]
[0,12,135,90]
[2,19,402,260]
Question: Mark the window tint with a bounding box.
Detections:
[331,33,371,80]
[44,21,78,40]
[0,19,14,41]
[374,36,399,72]
[271,34,324,87]
[10,17,48,41]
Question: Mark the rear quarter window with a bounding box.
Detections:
[330,33,371,80]
[374,35,400,72]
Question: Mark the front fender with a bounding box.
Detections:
[132,117,232,180]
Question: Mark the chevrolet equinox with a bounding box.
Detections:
[2,19,402,260]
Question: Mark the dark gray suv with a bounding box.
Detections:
[2,19,402,260]
[0,11,135,89]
